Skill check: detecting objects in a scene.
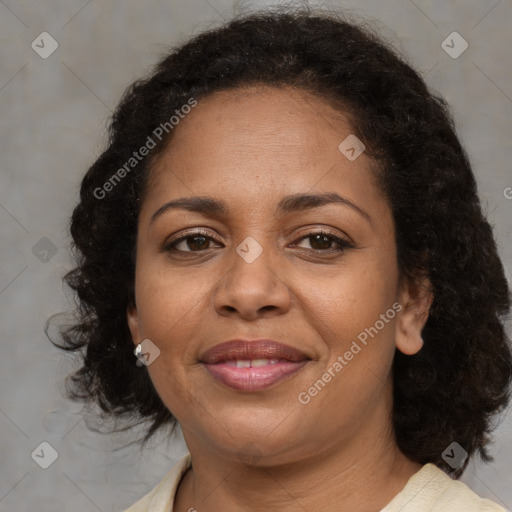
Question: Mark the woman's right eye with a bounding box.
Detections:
[164,230,222,253]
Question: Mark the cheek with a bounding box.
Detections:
[134,263,212,418]
[296,251,399,401]
[134,260,210,356]
[299,255,398,344]
[295,263,398,424]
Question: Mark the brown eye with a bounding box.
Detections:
[309,233,334,250]
[294,230,353,253]
[164,229,221,253]
[179,235,210,251]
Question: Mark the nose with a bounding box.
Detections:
[212,239,292,320]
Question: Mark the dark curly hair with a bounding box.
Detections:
[48,6,512,477]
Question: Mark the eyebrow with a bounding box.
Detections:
[149,192,371,225]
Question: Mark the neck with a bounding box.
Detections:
[174,416,422,511]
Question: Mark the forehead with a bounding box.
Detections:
[141,85,386,223]
[151,85,352,178]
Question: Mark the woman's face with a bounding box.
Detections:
[127,85,426,465]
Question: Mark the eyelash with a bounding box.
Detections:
[163,228,353,255]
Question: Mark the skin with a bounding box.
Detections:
[127,85,432,512]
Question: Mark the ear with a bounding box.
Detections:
[126,301,141,347]
[395,277,433,355]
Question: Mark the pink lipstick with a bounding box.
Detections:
[200,339,310,392]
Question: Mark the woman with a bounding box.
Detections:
[54,7,512,511]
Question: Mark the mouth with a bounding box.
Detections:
[199,339,310,392]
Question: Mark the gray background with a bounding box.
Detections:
[1,0,511,510]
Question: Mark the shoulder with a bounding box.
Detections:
[121,453,192,512]
[382,463,508,512]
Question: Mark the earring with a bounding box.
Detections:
[133,338,160,366]
[134,343,144,367]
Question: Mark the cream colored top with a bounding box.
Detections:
[123,453,508,511]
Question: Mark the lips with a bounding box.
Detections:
[200,339,310,392]
[200,339,309,364]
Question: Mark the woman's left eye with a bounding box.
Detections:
[163,229,353,254]
[292,231,353,253]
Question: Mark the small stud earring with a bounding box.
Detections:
[134,343,144,366]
